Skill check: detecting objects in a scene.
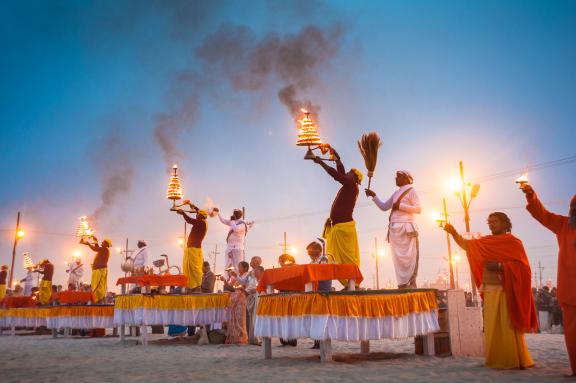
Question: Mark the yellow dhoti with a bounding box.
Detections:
[323,220,360,286]
[183,247,203,289]
[0,284,6,301]
[39,280,52,305]
[484,289,534,369]
[91,268,108,303]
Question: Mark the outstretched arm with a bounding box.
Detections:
[218,213,233,226]
[443,223,469,251]
[522,185,565,234]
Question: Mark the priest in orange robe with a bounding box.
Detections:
[522,184,576,377]
[444,212,538,369]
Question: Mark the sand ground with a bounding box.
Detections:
[0,332,570,383]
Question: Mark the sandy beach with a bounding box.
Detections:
[0,332,569,383]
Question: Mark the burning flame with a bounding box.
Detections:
[167,164,183,201]
[515,173,528,184]
[75,216,94,238]
[296,109,323,147]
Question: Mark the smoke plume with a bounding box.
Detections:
[90,129,134,224]
[196,23,343,120]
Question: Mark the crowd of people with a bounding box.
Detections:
[1,144,574,377]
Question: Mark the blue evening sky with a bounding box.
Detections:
[1,0,574,290]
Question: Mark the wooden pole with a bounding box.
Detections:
[8,211,21,289]
[444,198,455,289]
[459,161,478,303]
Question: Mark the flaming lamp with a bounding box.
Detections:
[296,109,332,160]
[167,164,183,209]
[515,173,528,188]
[75,216,94,239]
[23,252,35,269]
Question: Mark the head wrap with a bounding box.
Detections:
[198,210,208,219]
[40,259,49,265]
[397,170,414,184]
[102,239,112,247]
[137,240,147,247]
[1,265,8,270]
[351,168,363,184]
[571,194,576,206]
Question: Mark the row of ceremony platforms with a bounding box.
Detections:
[2,265,480,362]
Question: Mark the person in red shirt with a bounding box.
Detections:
[521,184,576,377]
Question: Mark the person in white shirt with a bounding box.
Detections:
[365,170,421,288]
[132,240,148,275]
[214,208,254,277]
[66,258,84,290]
[21,266,36,296]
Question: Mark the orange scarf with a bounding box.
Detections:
[467,233,538,333]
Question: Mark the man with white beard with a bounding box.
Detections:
[214,208,254,277]
[365,170,421,288]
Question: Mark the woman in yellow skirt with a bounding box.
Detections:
[445,212,538,369]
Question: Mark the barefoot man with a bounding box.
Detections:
[312,145,362,286]
[175,204,208,292]
[80,236,111,303]
[365,171,421,288]
[521,183,576,377]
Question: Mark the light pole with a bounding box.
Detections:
[9,212,25,289]
[435,199,455,289]
[452,161,480,303]
[453,254,461,289]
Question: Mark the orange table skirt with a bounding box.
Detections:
[116,274,188,287]
[257,264,363,292]
[52,291,95,305]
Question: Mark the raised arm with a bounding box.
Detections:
[314,156,348,184]
[523,185,565,234]
[218,213,233,226]
[178,209,198,225]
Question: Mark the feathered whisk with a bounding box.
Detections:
[357,132,383,190]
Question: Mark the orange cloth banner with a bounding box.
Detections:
[257,264,363,293]
[257,291,437,318]
[116,274,188,287]
[52,291,95,305]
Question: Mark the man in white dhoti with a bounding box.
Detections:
[132,240,149,275]
[66,257,84,290]
[21,266,36,296]
[214,208,254,277]
[365,170,421,288]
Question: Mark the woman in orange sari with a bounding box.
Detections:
[444,212,538,369]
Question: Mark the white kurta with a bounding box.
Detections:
[132,247,148,268]
[22,271,36,296]
[219,214,254,274]
[67,263,84,289]
[372,185,421,287]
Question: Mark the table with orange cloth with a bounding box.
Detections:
[116,274,188,288]
[51,291,95,305]
[46,305,115,330]
[255,289,439,342]
[257,264,364,293]
[2,296,36,309]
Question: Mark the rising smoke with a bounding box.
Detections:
[153,22,345,168]
[90,128,134,224]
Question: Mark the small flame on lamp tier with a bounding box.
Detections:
[296,109,323,147]
[515,173,528,184]
[75,216,94,238]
